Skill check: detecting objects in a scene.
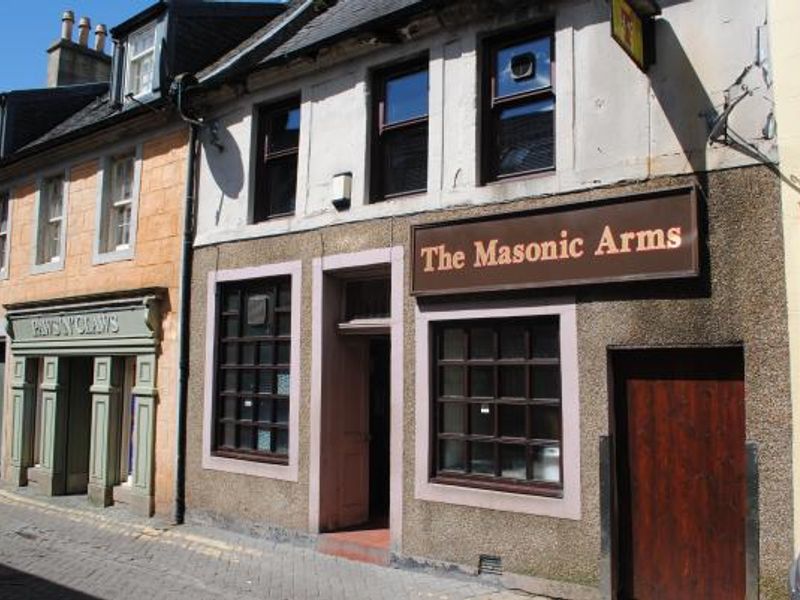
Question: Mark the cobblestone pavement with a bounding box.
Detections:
[0,487,537,600]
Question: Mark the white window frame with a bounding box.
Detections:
[31,171,68,274]
[124,23,158,100]
[414,298,581,519]
[93,146,143,264]
[202,260,302,482]
[0,190,12,280]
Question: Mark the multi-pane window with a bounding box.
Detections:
[372,60,429,201]
[432,317,562,495]
[253,98,300,222]
[0,191,9,273]
[215,277,292,463]
[125,24,157,98]
[103,153,136,252]
[37,175,65,265]
[483,30,555,181]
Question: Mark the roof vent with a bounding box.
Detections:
[478,554,503,576]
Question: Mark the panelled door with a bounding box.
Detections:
[613,348,746,600]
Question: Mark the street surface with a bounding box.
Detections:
[0,487,535,600]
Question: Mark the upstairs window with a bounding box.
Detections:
[36,175,66,266]
[372,59,429,201]
[483,30,555,182]
[0,191,9,276]
[253,98,300,223]
[125,24,157,99]
[97,151,140,259]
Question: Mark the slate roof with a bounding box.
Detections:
[21,94,120,151]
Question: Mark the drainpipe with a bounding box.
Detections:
[171,73,202,525]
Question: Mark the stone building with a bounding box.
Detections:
[180,0,791,598]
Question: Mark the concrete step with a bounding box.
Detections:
[317,528,391,566]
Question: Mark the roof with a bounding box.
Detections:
[199,0,435,84]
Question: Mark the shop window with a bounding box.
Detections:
[35,174,66,267]
[253,97,301,222]
[214,276,292,463]
[371,58,429,201]
[0,190,9,277]
[431,316,563,495]
[482,28,555,182]
[125,23,157,99]
[97,150,141,261]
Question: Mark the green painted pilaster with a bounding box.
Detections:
[88,357,121,507]
[37,356,68,496]
[9,356,35,486]
[130,354,157,517]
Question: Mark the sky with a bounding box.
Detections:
[0,1,286,91]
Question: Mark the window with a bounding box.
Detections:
[372,59,429,201]
[125,24,157,98]
[214,276,292,463]
[36,175,65,265]
[0,191,9,275]
[253,98,300,222]
[100,152,137,254]
[432,317,562,495]
[482,29,554,182]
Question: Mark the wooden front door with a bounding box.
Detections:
[613,348,746,600]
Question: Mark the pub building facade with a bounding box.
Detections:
[0,2,289,518]
[184,0,791,598]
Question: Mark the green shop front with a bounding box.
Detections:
[5,291,163,517]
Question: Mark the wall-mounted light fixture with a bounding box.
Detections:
[331,172,352,211]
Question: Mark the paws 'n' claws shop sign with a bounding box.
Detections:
[411,187,699,296]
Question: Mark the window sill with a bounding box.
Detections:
[93,247,135,266]
[212,449,289,466]
[202,450,298,482]
[30,259,65,275]
[482,166,556,187]
[251,211,296,226]
[370,189,427,205]
[430,474,563,498]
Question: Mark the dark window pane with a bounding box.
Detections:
[470,442,495,475]
[380,125,428,197]
[267,106,300,153]
[440,439,465,472]
[241,343,256,365]
[224,291,240,312]
[496,98,554,176]
[223,397,237,420]
[499,366,526,398]
[256,155,297,220]
[531,405,561,440]
[441,328,464,359]
[223,369,237,392]
[277,313,291,336]
[532,445,561,483]
[344,279,391,320]
[470,328,494,359]
[238,426,254,451]
[385,68,428,124]
[241,398,254,421]
[532,319,560,358]
[259,343,274,365]
[278,282,291,308]
[258,399,273,423]
[500,326,526,358]
[470,403,494,436]
[277,342,291,365]
[275,429,289,455]
[224,317,239,338]
[223,343,237,365]
[532,365,561,399]
[500,444,527,480]
[442,403,466,434]
[240,370,256,393]
[499,404,526,438]
[259,369,274,394]
[470,367,494,397]
[495,36,551,98]
[275,398,289,424]
[441,366,464,397]
[223,423,236,447]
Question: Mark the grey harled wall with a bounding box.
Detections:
[185,166,791,598]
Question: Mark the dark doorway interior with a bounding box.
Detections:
[368,337,390,526]
[65,356,93,495]
[612,347,746,600]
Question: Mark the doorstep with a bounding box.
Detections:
[317,527,391,566]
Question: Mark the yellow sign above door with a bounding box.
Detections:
[611,0,660,72]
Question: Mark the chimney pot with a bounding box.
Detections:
[78,16,91,46]
[94,24,107,53]
[61,11,75,41]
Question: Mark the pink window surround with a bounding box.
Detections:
[309,247,405,549]
[414,299,581,519]
[202,260,302,482]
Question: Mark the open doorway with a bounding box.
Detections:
[64,356,93,495]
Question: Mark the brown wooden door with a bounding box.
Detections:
[614,348,746,600]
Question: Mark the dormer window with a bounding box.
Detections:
[125,24,157,98]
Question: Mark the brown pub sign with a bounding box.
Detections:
[411,187,699,295]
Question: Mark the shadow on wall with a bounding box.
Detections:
[0,563,103,599]
[202,122,244,225]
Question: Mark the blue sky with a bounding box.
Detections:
[1,1,154,90]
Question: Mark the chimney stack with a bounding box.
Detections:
[61,11,75,40]
[46,10,111,87]
[94,24,107,53]
[77,16,91,46]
